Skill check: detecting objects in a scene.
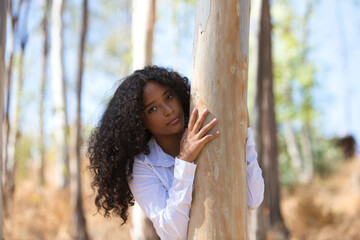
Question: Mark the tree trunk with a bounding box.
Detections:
[130,0,159,239]
[70,0,89,239]
[3,0,19,188]
[284,122,302,177]
[131,0,155,71]
[187,0,250,239]
[251,0,288,239]
[51,0,69,189]
[5,0,31,198]
[0,0,7,238]
[39,0,50,186]
[299,125,313,184]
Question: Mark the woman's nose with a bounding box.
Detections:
[163,103,174,117]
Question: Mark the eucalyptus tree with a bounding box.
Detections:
[131,0,159,239]
[39,0,50,186]
[250,0,288,239]
[69,0,89,239]
[187,0,251,238]
[5,0,31,198]
[51,0,69,188]
[0,0,7,237]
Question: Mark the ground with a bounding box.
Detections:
[3,156,360,239]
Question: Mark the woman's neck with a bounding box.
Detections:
[154,132,183,158]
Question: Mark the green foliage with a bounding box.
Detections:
[15,134,35,179]
[278,134,298,188]
[312,135,343,178]
[272,0,317,126]
[271,0,343,185]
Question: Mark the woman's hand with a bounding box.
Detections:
[177,108,220,163]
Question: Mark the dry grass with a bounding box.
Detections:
[282,156,360,240]
[3,156,360,239]
[4,161,131,240]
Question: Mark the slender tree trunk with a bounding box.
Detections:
[6,0,30,198]
[0,0,7,238]
[3,0,18,189]
[187,0,250,239]
[70,0,89,239]
[51,0,69,188]
[284,122,302,175]
[299,125,313,183]
[131,0,155,71]
[252,0,288,239]
[130,0,159,239]
[39,0,50,186]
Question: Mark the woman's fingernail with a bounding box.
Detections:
[203,108,207,113]
[216,131,220,134]
[212,118,217,122]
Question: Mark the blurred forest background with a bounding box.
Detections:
[1,0,360,239]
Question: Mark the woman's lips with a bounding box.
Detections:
[167,116,180,125]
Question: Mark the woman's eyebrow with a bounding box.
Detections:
[144,88,171,109]
[163,89,170,96]
[144,101,155,109]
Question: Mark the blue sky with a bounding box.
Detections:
[5,0,360,152]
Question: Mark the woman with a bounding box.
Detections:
[88,66,264,239]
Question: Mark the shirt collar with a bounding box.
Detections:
[143,137,175,167]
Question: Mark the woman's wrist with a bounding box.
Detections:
[177,152,192,163]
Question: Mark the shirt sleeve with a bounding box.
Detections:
[246,127,265,209]
[129,158,196,240]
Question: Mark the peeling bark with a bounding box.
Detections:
[187,1,250,239]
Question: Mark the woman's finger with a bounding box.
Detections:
[188,108,197,131]
[200,131,220,144]
[193,108,208,133]
[197,117,218,137]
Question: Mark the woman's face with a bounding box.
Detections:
[143,81,184,138]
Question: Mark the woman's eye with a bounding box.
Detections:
[148,106,156,113]
[167,94,173,99]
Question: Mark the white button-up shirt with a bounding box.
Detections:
[128,127,264,240]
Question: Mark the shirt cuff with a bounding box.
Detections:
[174,157,197,183]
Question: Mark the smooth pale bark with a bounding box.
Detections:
[51,0,69,188]
[1,0,7,238]
[284,122,302,173]
[299,126,313,183]
[39,0,49,186]
[130,0,159,239]
[131,0,155,70]
[70,0,89,239]
[251,0,288,239]
[187,0,250,239]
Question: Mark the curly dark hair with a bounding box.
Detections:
[87,66,190,224]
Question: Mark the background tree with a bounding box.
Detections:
[69,0,89,239]
[187,0,250,239]
[3,0,22,187]
[250,0,288,239]
[1,0,7,238]
[272,0,318,186]
[39,0,50,186]
[5,0,31,199]
[51,0,69,189]
[130,0,159,239]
